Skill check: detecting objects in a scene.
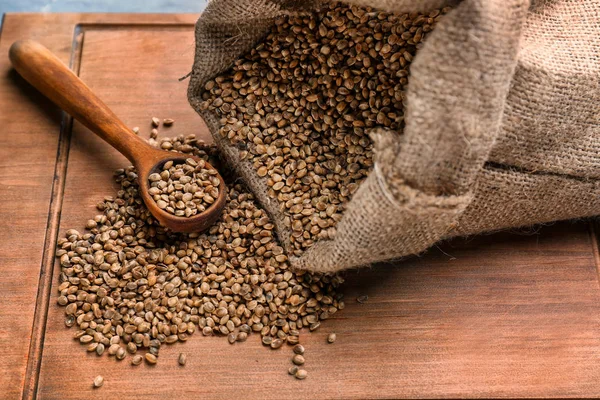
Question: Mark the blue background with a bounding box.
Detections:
[0,0,209,27]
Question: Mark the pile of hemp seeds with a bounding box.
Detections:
[201,2,448,256]
[56,132,344,381]
[56,1,447,384]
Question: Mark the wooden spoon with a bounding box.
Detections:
[9,39,226,233]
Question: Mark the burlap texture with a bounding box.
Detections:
[188,0,600,273]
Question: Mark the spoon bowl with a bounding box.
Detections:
[9,39,226,233]
[137,154,226,233]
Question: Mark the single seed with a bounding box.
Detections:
[116,347,126,360]
[295,369,308,380]
[178,353,187,366]
[132,127,140,134]
[288,366,298,375]
[163,118,175,126]
[93,375,104,388]
[327,333,337,343]
[293,344,305,355]
[132,355,143,366]
[145,353,157,365]
[292,354,305,365]
[356,295,368,304]
[151,117,160,127]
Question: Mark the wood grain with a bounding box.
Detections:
[8,39,226,233]
[1,12,600,399]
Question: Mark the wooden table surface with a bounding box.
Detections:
[1,12,600,400]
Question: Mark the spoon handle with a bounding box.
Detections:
[9,39,154,164]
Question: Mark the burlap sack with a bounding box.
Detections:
[188,0,600,273]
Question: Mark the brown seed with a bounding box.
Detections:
[356,295,368,304]
[178,353,187,366]
[145,353,157,365]
[132,355,143,366]
[295,369,308,380]
[151,117,160,127]
[116,347,126,360]
[327,333,337,343]
[292,354,305,365]
[108,344,120,356]
[288,366,299,375]
[93,375,104,388]
[228,333,237,344]
[293,344,305,355]
[163,118,175,126]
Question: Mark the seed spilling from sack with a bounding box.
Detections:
[148,158,220,217]
[200,3,447,256]
[55,135,344,367]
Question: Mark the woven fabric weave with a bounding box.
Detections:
[188,0,600,273]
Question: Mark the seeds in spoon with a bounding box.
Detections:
[145,353,157,365]
[148,158,220,218]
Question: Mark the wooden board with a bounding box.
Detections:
[1,12,600,399]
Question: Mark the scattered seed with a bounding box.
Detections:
[288,366,299,375]
[151,117,160,127]
[356,295,368,304]
[93,375,104,388]
[116,347,126,360]
[295,369,308,380]
[292,354,305,365]
[228,333,237,344]
[163,118,175,126]
[132,355,143,366]
[132,127,140,134]
[327,333,337,343]
[145,353,157,365]
[293,344,305,355]
[178,353,187,366]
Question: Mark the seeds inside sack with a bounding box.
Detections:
[148,158,220,218]
[201,3,448,256]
